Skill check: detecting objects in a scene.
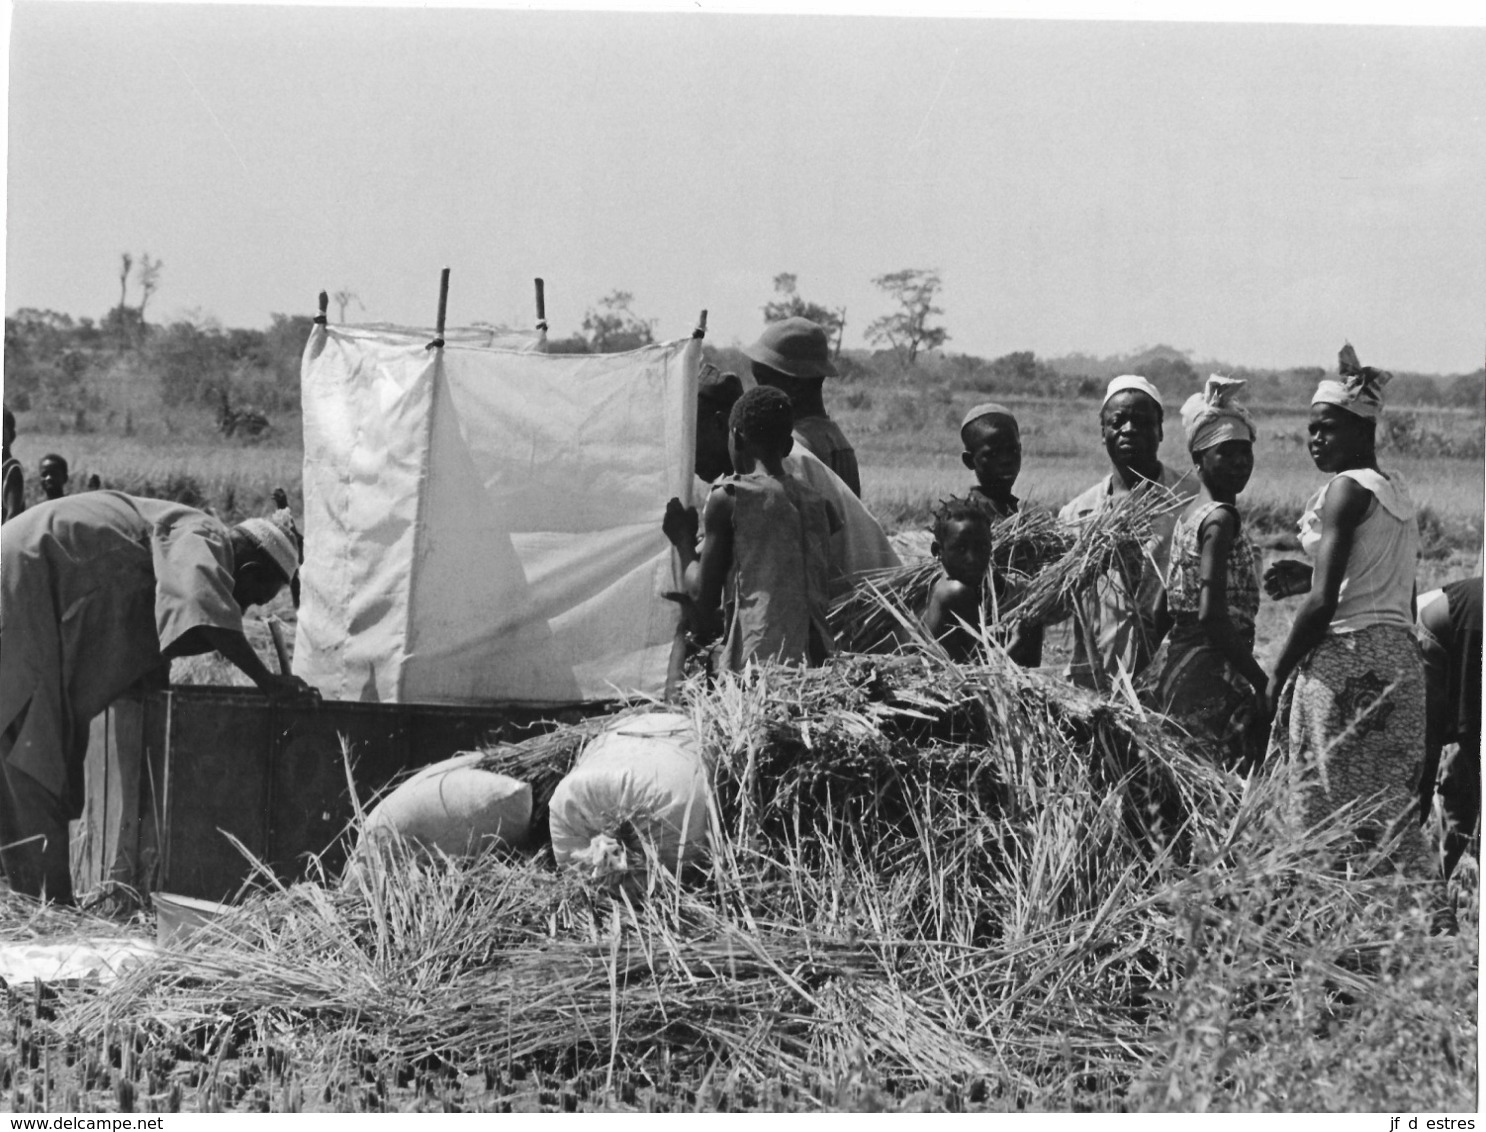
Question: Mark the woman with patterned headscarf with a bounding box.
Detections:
[1263,345,1427,874]
[1141,376,1267,770]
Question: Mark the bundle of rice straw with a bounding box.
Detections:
[829,486,1179,654]
[1005,480,1185,631]
[829,506,1068,654]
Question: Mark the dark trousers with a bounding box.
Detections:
[0,747,75,905]
[1439,737,1480,881]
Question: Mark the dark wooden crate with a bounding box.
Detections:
[77,688,604,901]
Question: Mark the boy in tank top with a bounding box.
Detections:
[664,386,841,670]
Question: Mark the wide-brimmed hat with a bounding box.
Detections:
[741,318,838,380]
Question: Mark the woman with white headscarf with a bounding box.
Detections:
[1263,345,1427,873]
[1141,376,1266,770]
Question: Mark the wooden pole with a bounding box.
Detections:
[428,268,450,350]
[315,291,328,326]
[534,277,547,331]
[665,620,689,702]
[834,308,846,360]
[692,309,708,340]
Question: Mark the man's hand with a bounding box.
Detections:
[1263,559,1313,600]
[662,498,699,551]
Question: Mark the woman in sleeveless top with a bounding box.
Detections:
[1142,377,1267,769]
[1263,348,1427,874]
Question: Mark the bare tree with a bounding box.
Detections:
[865,268,948,368]
[118,253,133,313]
[110,253,136,348]
[333,288,362,323]
[136,254,162,321]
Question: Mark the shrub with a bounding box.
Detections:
[1377,411,1484,461]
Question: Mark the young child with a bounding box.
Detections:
[960,403,1023,519]
[2,407,24,523]
[959,402,1044,666]
[38,453,69,501]
[664,385,841,671]
[923,501,994,662]
[1142,376,1265,769]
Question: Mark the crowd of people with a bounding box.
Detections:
[664,320,1481,893]
[1,320,1479,905]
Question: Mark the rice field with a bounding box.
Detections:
[1,392,1480,1113]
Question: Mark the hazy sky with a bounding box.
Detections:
[5,4,1484,372]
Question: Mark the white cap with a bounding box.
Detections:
[236,513,300,584]
[1102,374,1163,408]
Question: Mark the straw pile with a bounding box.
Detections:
[8,492,1469,1111]
[31,630,1469,1112]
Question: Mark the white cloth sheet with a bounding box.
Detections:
[296,326,698,703]
[0,937,156,984]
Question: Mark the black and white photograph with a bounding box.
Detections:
[2,0,1482,1115]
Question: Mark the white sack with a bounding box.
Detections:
[295,327,698,703]
[360,752,532,856]
[549,712,711,874]
[0,939,157,984]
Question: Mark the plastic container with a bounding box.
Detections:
[153,891,231,946]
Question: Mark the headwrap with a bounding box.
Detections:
[1102,374,1163,409]
[1181,375,1256,453]
[960,401,1017,440]
[1311,343,1391,420]
[237,508,301,584]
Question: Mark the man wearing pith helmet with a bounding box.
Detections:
[742,317,861,497]
[1058,375,1197,691]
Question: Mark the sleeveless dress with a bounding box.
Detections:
[1266,468,1427,874]
[715,471,840,671]
[1141,500,1261,767]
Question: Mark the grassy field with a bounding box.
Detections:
[14,390,1482,546]
[1,391,1480,1114]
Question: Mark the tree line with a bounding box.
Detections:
[5,255,1480,435]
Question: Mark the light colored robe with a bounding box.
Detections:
[0,492,243,813]
[1057,464,1196,688]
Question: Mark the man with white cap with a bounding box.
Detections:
[0,491,315,903]
[1057,375,1197,690]
[742,317,861,497]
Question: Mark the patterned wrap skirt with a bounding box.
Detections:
[1266,623,1428,874]
[1142,625,1259,770]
